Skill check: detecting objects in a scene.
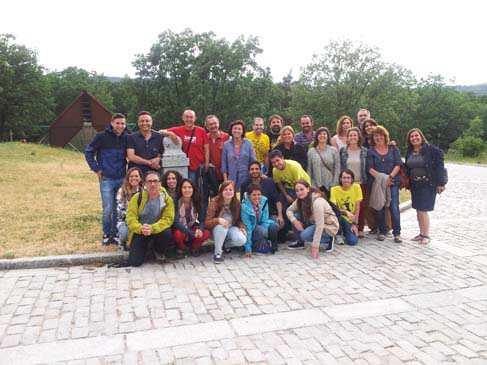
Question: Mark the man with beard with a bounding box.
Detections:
[357,109,371,135]
[245,117,270,173]
[268,114,284,150]
[240,160,286,237]
[294,115,316,148]
[205,115,229,195]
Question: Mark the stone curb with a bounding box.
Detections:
[0,252,124,270]
[400,200,412,213]
[2,203,413,271]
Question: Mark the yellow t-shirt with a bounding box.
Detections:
[330,184,363,223]
[273,160,311,189]
[245,131,270,164]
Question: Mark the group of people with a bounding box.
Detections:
[85,108,447,266]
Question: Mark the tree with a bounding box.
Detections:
[46,67,114,116]
[0,34,53,140]
[132,29,276,129]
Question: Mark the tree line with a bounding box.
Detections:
[2,30,487,155]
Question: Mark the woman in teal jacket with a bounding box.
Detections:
[241,184,280,256]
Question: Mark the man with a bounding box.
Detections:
[240,160,286,230]
[268,114,283,150]
[85,113,128,246]
[357,108,370,133]
[245,117,270,173]
[205,115,229,185]
[168,109,210,182]
[126,171,174,267]
[270,150,310,204]
[127,111,165,175]
[294,115,315,148]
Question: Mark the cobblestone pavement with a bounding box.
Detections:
[1,163,486,364]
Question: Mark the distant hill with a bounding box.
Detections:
[107,76,123,82]
[455,84,487,95]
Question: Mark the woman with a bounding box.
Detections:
[205,180,247,263]
[116,167,144,248]
[221,120,256,192]
[366,126,402,242]
[339,127,368,237]
[275,126,308,170]
[161,170,183,201]
[362,118,378,149]
[330,169,363,246]
[405,128,446,245]
[286,180,339,259]
[172,179,211,257]
[331,115,353,150]
[241,184,281,256]
[307,127,340,197]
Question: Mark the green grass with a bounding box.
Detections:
[0,142,117,258]
[445,150,487,165]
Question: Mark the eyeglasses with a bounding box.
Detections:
[146,179,160,184]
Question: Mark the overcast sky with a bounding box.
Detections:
[2,0,485,85]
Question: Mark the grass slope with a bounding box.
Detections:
[0,142,116,258]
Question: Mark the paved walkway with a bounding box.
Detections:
[0,163,486,365]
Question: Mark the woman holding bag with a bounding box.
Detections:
[307,127,340,197]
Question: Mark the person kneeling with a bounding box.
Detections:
[286,179,339,259]
[126,171,174,267]
[241,184,280,257]
[330,169,363,246]
[172,179,211,257]
[205,181,247,264]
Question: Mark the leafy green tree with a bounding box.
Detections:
[0,34,53,140]
[46,67,114,116]
[464,116,484,138]
[132,29,276,130]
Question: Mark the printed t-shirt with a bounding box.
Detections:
[169,126,209,170]
[245,131,270,164]
[272,159,311,189]
[330,183,363,223]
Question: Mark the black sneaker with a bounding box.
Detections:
[102,234,110,246]
[214,254,223,264]
[111,235,120,245]
[287,240,305,250]
[324,237,334,252]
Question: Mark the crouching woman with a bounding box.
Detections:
[126,171,174,267]
[286,179,339,259]
[241,184,281,257]
[172,179,211,257]
[205,180,247,264]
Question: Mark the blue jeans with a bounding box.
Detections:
[100,177,123,236]
[291,213,331,245]
[118,221,128,243]
[252,223,280,246]
[378,185,401,236]
[338,216,358,246]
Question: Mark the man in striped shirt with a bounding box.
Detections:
[294,115,315,149]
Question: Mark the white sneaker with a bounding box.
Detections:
[335,235,345,245]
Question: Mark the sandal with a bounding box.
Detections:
[412,234,423,241]
[358,231,365,238]
[420,235,430,245]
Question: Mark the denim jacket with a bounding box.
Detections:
[339,146,368,184]
[405,143,446,187]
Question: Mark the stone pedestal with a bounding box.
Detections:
[161,136,189,178]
